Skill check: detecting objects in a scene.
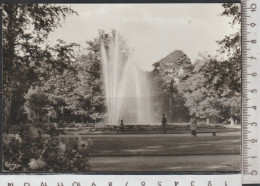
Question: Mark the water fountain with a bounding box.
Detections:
[100,33,154,125]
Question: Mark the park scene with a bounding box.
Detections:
[2,3,241,172]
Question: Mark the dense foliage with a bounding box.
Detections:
[2,4,91,172]
[3,124,90,172]
[151,3,240,123]
[3,4,77,133]
[178,54,240,122]
[151,50,192,122]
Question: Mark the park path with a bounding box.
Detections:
[89,155,241,172]
[79,131,240,137]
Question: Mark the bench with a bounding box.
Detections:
[193,131,216,136]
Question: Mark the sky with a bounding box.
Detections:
[48,4,240,71]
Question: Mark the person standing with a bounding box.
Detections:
[190,117,197,136]
[120,119,124,128]
[162,114,167,134]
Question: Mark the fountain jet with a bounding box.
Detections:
[101,33,154,125]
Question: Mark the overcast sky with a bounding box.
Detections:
[48,4,240,71]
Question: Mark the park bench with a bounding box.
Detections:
[193,131,217,136]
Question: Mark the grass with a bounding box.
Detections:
[59,133,241,157]
[89,155,241,172]
[5,129,241,172]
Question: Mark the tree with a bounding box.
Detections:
[151,50,192,122]
[69,54,106,123]
[217,3,241,122]
[217,3,241,88]
[41,67,79,123]
[23,39,82,124]
[177,4,241,124]
[217,3,240,59]
[3,4,77,133]
[178,54,240,123]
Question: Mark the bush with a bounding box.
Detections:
[3,123,90,172]
[24,87,50,123]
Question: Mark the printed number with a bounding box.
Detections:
[252,106,257,110]
[251,40,257,44]
[250,122,257,126]
[251,3,257,12]
[250,89,257,93]
[250,56,256,60]
[251,170,257,175]
[109,182,112,186]
[251,139,257,143]
[141,181,145,186]
[250,156,257,159]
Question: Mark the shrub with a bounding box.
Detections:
[3,123,90,172]
[24,87,50,123]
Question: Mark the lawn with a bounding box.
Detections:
[75,132,241,172]
[89,155,241,172]
[60,132,241,156]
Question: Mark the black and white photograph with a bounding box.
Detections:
[2,3,241,173]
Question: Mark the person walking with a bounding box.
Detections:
[190,117,197,136]
[162,114,167,134]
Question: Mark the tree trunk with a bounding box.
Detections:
[3,95,12,134]
[3,5,16,134]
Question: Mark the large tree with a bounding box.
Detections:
[218,3,241,122]
[217,3,241,91]
[3,4,77,133]
[177,4,241,123]
[151,50,192,122]
[178,54,240,122]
